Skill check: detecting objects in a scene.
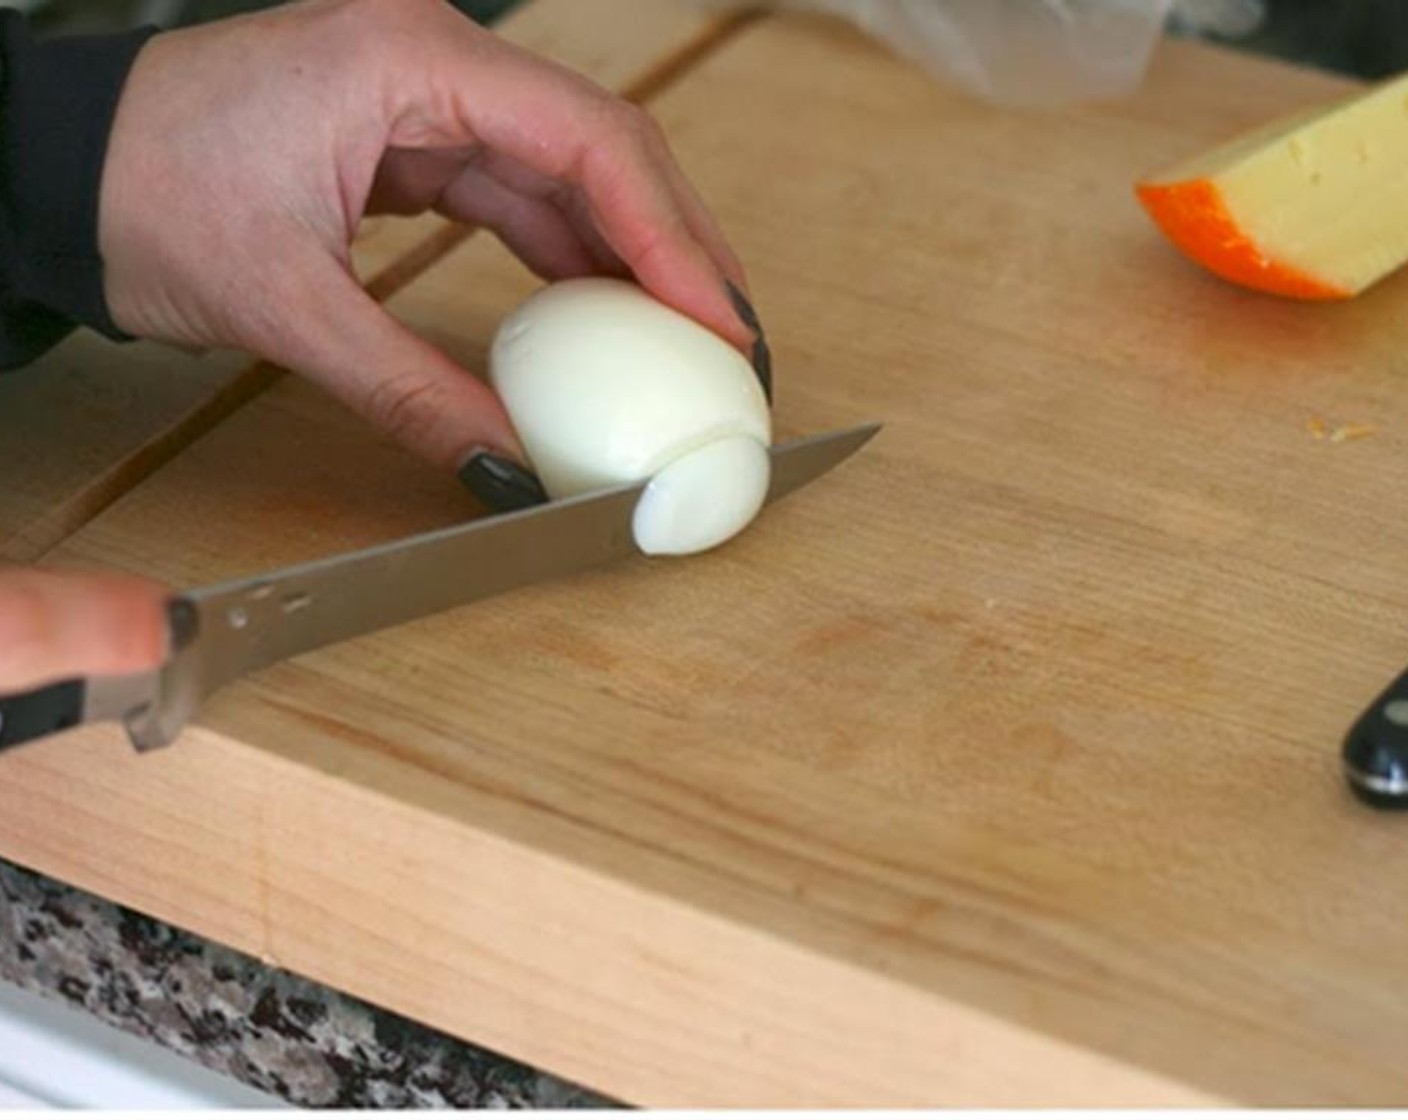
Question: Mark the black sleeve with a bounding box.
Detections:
[0,13,157,369]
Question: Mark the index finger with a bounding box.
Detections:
[388,18,756,351]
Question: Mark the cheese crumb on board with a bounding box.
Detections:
[1305,416,1378,443]
[1328,422,1378,443]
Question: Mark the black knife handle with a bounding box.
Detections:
[0,680,86,753]
[1342,666,1408,809]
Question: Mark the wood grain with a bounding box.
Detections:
[0,0,724,563]
[0,339,247,562]
[8,13,1408,1107]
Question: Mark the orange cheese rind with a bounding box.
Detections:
[1135,179,1350,301]
[1135,69,1408,301]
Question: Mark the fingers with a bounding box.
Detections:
[0,569,169,693]
[656,154,749,296]
[437,161,599,279]
[563,107,756,352]
[263,252,525,472]
[386,19,758,352]
[367,145,479,216]
[435,148,631,279]
[557,186,633,278]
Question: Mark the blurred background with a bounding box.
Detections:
[1213,0,1408,76]
[5,0,1408,81]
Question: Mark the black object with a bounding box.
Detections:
[1342,667,1408,809]
[0,13,157,370]
[726,280,773,404]
[458,451,550,512]
[1221,0,1408,82]
[0,679,85,753]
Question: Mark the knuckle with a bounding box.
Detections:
[320,0,379,40]
[633,225,684,276]
[615,102,666,149]
[327,0,444,64]
[639,109,670,149]
[593,99,655,151]
[337,0,418,29]
[361,375,444,446]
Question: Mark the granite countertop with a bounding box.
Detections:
[5,1,1405,1109]
[0,859,612,1108]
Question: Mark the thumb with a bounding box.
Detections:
[267,256,534,487]
[0,570,169,693]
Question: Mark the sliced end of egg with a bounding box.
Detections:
[631,435,771,556]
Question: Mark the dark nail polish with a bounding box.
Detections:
[726,279,762,333]
[458,451,550,512]
[750,333,773,404]
[726,280,773,405]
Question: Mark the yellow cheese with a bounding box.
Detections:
[1136,72,1408,299]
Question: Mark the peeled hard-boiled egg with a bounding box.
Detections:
[489,278,772,556]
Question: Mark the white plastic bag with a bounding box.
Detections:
[698,0,1266,108]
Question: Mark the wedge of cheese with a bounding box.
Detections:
[1136,72,1408,300]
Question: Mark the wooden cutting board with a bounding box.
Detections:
[5,4,1408,1107]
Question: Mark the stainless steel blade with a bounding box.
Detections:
[768,423,879,503]
[125,423,879,749]
[85,669,161,725]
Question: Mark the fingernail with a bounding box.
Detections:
[725,281,773,405]
[749,334,773,405]
[458,450,550,512]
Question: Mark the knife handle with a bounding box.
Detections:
[1342,665,1408,809]
[0,680,85,753]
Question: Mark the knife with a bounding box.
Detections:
[0,423,879,755]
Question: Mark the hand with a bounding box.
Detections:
[98,0,758,472]
[0,569,167,694]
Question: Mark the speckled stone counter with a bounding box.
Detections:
[0,859,614,1109]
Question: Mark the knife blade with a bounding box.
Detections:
[0,423,879,754]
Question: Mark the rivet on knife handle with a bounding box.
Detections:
[1342,665,1408,809]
